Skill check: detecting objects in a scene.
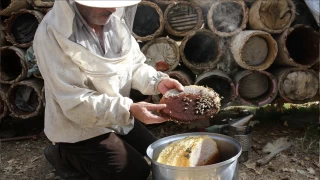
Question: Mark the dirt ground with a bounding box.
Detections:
[0,105,319,180]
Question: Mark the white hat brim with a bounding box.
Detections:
[74,0,141,8]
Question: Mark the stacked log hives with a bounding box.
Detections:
[0,0,53,135]
[140,0,319,108]
[1,0,319,132]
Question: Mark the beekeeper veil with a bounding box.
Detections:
[68,0,140,58]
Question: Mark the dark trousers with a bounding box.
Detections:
[46,121,156,180]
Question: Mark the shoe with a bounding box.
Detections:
[44,144,90,180]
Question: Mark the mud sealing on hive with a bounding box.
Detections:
[159,85,221,123]
[231,30,278,71]
[249,0,296,33]
[273,68,319,103]
[141,37,180,72]
[238,72,269,99]
[234,70,278,106]
[242,36,268,66]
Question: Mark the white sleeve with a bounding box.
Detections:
[130,36,169,95]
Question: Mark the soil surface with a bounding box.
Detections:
[1,105,319,180]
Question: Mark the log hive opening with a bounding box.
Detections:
[164,2,203,37]
[0,46,27,84]
[195,70,236,107]
[133,1,164,42]
[4,9,44,48]
[180,30,222,74]
[141,37,180,72]
[235,70,278,106]
[231,30,278,70]
[207,0,248,37]
[249,0,296,33]
[273,68,319,103]
[275,25,319,67]
[7,78,44,119]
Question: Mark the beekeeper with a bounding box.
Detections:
[33,0,184,179]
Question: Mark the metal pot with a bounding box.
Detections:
[146,132,242,180]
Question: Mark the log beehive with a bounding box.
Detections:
[164,1,203,37]
[274,24,319,68]
[133,1,164,41]
[141,37,180,72]
[0,46,28,84]
[234,70,278,106]
[271,68,319,103]
[231,30,278,70]
[249,0,296,34]
[180,30,222,74]
[207,0,249,37]
[4,9,44,48]
[7,78,44,119]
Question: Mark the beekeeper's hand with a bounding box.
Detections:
[157,77,184,95]
[130,102,167,124]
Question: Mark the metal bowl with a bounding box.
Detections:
[146,132,242,180]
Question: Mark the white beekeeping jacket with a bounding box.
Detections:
[304,0,320,26]
[33,0,168,143]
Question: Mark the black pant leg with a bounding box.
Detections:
[59,133,150,180]
[119,120,157,156]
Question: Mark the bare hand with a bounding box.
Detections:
[157,77,184,95]
[130,102,168,124]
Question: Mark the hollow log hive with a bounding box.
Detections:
[4,9,44,48]
[207,0,249,37]
[133,1,164,41]
[164,1,203,37]
[6,78,44,119]
[141,37,180,72]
